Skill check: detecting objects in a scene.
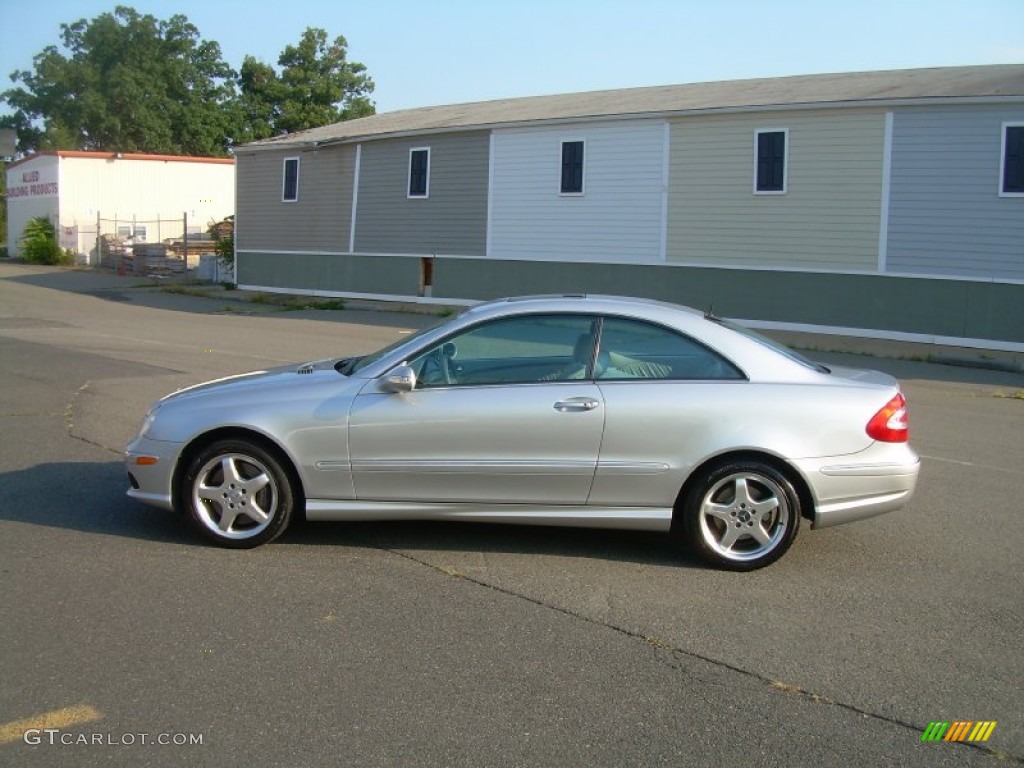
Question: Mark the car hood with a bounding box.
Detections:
[160,358,349,404]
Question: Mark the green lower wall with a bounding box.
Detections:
[237,251,420,295]
[237,252,1024,344]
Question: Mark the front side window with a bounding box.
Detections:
[560,140,585,194]
[1001,123,1024,196]
[409,147,430,198]
[596,318,744,380]
[754,129,787,194]
[282,157,299,202]
[409,314,597,387]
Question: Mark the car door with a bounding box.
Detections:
[588,316,747,507]
[348,314,605,504]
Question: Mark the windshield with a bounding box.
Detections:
[714,318,830,374]
[342,316,455,375]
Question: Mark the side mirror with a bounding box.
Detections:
[382,364,416,393]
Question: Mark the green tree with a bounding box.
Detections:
[234,27,374,143]
[208,215,234,269]
[1,6,237,155]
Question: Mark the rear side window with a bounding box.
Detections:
[596,318,743,380]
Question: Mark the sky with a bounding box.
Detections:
[0,0,1021,116]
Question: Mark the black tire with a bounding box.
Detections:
[681,460,801,571]
[181,439,295,548]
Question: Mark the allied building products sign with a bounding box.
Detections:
[7,169,59,199]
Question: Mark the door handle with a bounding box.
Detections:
[553,397,600,412]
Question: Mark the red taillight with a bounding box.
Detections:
[866,393,909,442]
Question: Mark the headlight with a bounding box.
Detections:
[138,404,162,438]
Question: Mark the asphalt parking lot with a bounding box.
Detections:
[1,262,1022,767]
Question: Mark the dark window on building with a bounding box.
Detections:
[755,130,787,193]
[561,140,585,194]
[409,148,430,197]
[1003,124,1024,195]
[282,157,299,202]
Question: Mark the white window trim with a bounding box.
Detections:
[559,138,586,197]
[753,128,788,195]
[999,121,1024,198]
[408,147,431,199]
[281,156,300,203]
[349,144,361,253]
[877,112,894,272]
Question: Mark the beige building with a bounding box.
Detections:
[5,150,234,259]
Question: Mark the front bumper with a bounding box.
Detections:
[125,435,184,511]
[795,445,921,529]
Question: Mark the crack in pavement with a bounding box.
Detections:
[384,547,1023,764]
[64,380,123,456]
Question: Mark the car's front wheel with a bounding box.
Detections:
[682,460,801,570]
[182,439,295,548]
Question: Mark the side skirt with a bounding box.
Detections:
[305,500,673,532]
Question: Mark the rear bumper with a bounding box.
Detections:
[795,447,920,529]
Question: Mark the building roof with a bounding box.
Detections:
[6,150,234,170]
[244,64,1024,150]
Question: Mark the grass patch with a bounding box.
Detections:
[161,285,213,298]
[278,297,346,311]
[242,291,346,311]
[994,390,1024,400]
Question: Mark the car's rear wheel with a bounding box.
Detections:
[682,460,800,570]
[182,439,294,548]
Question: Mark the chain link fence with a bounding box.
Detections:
[75,212,228,279]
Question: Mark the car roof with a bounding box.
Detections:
[467,294,707,318]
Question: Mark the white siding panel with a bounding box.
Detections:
[489,121,665,262]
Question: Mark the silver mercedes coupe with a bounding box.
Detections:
[125,295,919,570]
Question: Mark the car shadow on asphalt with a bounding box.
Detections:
[281,517,704,569]
[1,459,706,568]
[0,460,197,546]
